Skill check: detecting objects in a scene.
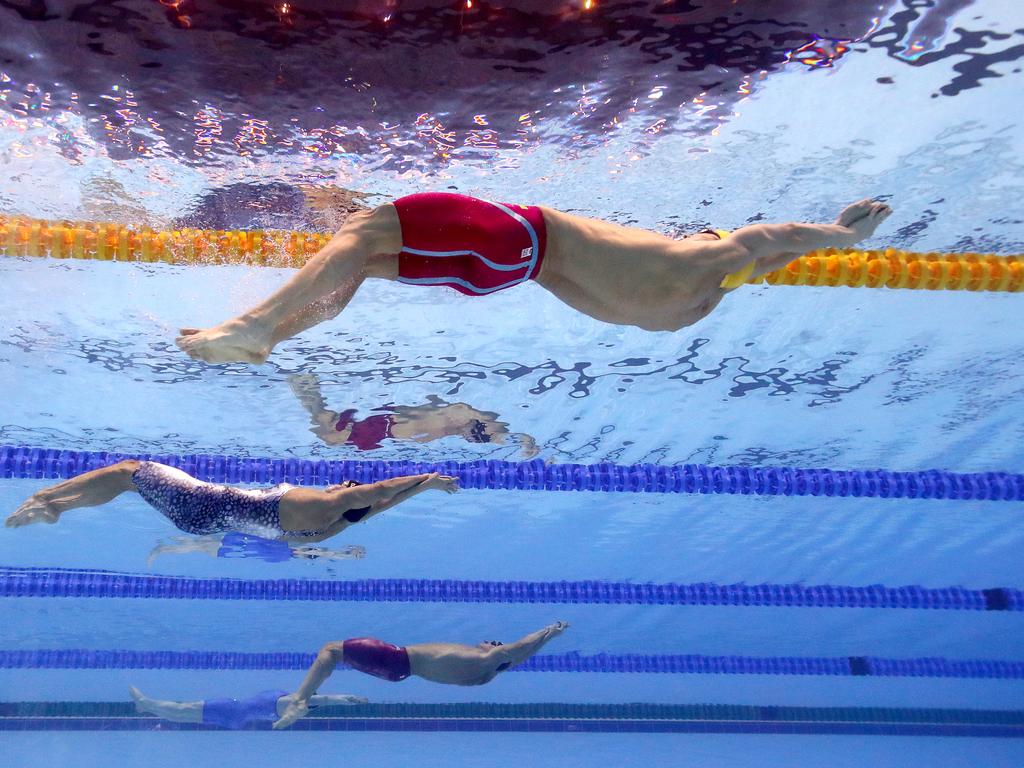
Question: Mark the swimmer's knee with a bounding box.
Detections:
[319,641,346,663]
[336,204,401,256]
[109,460,141,489]
[111,459,141,476]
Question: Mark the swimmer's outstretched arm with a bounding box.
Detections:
[493,431,541,459]
[360,472,460,515]
[489,621,571,671]
[331,473,459,532]
[280,473,459,542]
[5,460,141,528]
[725,199,893,278]
[435,404,542,459]
[288,374,340,435]
[405,621,571,687]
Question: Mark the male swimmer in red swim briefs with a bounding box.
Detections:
[288,374,541,458]
[176,193,893,364]
[271,621,570,729]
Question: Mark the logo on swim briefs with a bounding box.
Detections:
[521,247,533,259]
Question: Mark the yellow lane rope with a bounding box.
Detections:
[2,215,1021,292]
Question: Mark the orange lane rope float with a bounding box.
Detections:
[2,214,1021,292]
[0,215,333,269]
[724,249,1022,292]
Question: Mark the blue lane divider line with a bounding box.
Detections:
[0,715,1020,737]
[1,648,1021,678]
[3,445,1023,500]
[1,701,1022,737]
[2,704,1024,741]
[1,566,1020,610]
[6,700,1023,724]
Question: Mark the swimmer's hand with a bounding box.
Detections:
[272,697,309,730]
[517,435,541,460]
[5,494,60,528]
[292,544,367,561]
[548,620,570,636]
[836,199,893,242]
[425,473,460,494]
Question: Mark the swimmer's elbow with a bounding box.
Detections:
[731,223,796,258]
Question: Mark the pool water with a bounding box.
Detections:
[1,1,1023,765]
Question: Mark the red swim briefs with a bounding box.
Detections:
[393,192,547,296]
[342,637,411,682]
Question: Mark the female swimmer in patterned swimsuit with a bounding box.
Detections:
[5,460,458,542]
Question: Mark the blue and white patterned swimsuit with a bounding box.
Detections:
[132,461,313,538]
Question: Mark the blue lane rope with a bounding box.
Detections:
[0,718,1018,737]
[1,701,1021,737]
[1,566,1020,610]
[4,701,1023,725]
[2,648,1021,679]
[3,445,1023,500]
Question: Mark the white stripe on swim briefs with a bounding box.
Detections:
[400,246,528,272]
[396,274,530,294]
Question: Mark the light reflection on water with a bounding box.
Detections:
[1,0,1022,180]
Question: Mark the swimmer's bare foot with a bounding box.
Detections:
[128,686,149,712]
[273,697,309,730]
[175,319,273,364]
[5,494,60,527]
[836,198,893,241]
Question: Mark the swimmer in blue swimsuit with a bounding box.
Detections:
[6,460,459,543]
[273,621,570,729]
[146,531,367,566]
[129,685,366,730]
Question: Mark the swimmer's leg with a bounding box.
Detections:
[306,694,369,707]
[267,283,362,350]
[130,686,204,724]
[5,460,140,528]
[176,204,402,364]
